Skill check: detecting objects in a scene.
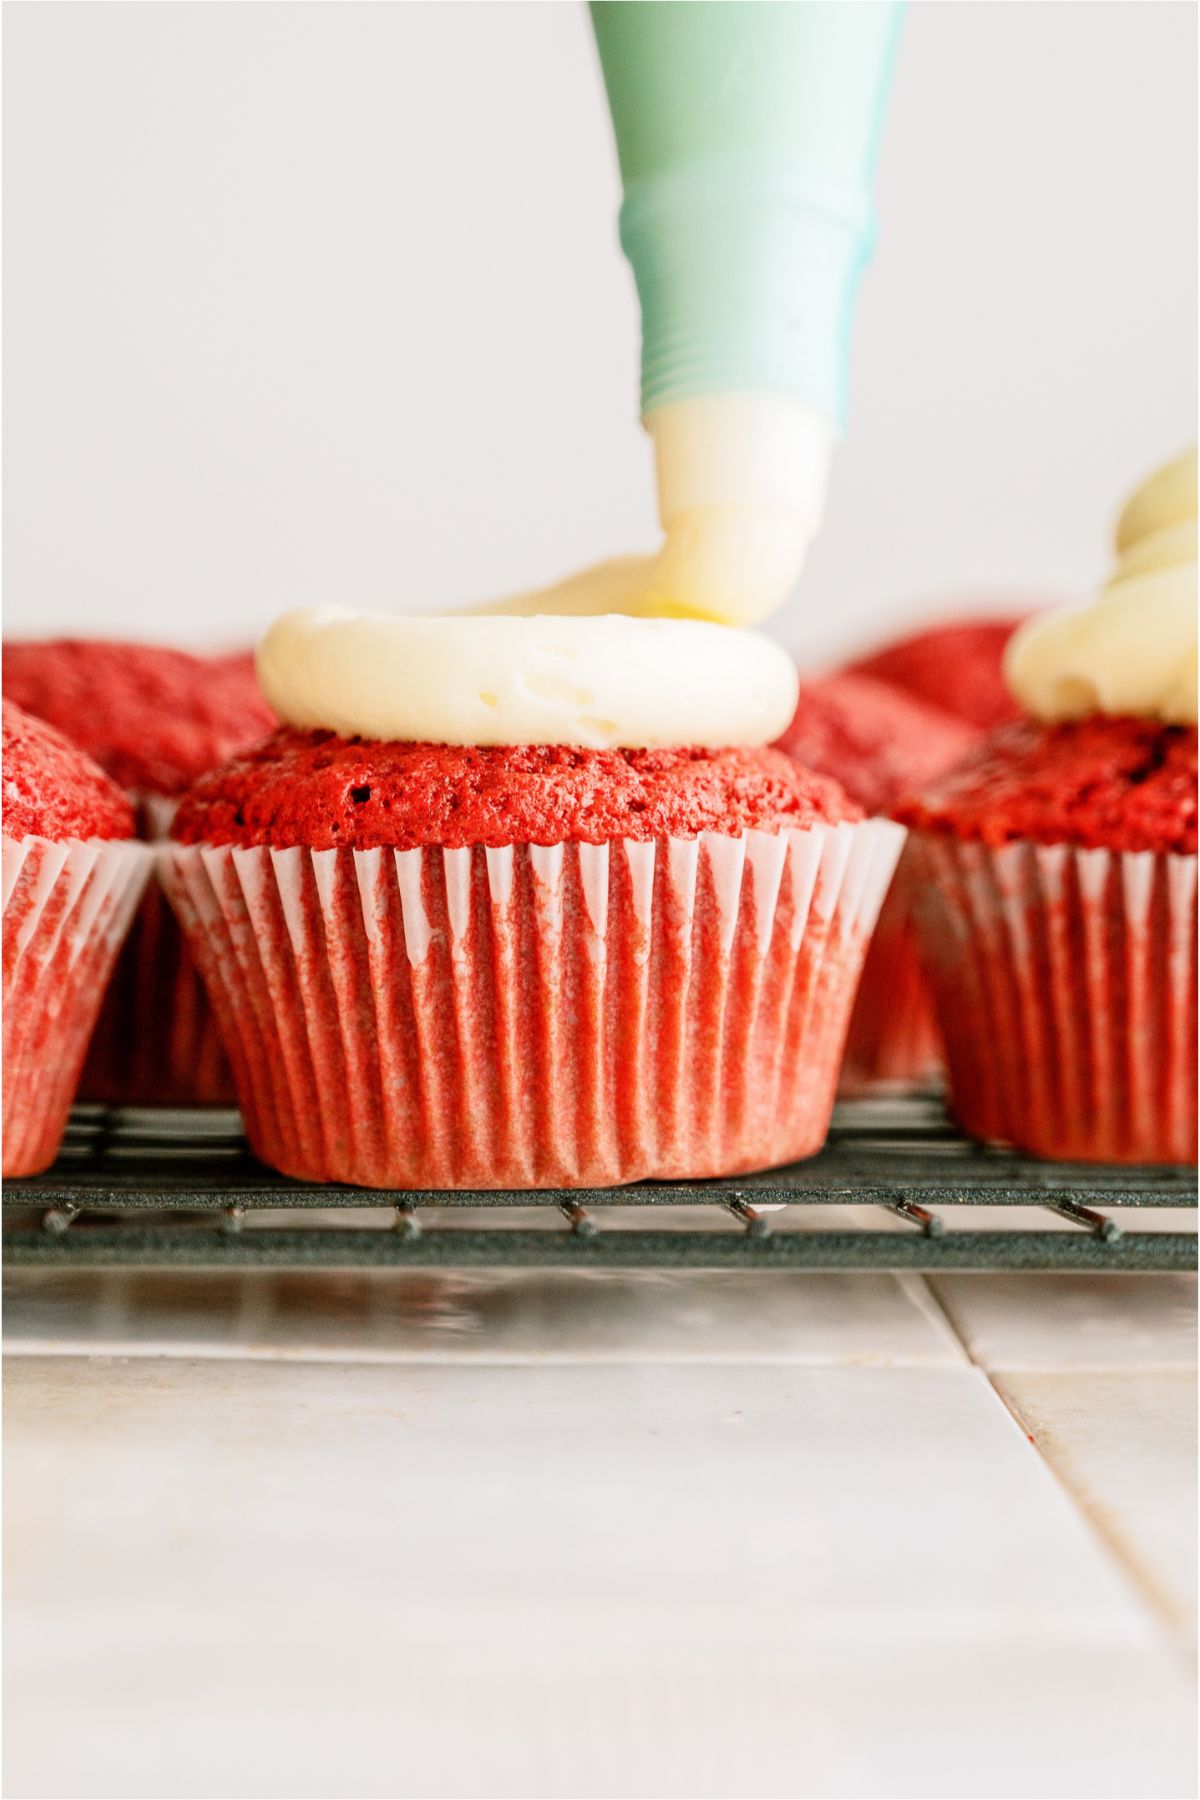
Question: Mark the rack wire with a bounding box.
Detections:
[4,1093,1195,1271]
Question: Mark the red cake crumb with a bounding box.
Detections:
[773,673,975,816]
[895,716,1198,856]
[2,700,135,842]
[3,641,277,797]
[846,616,1027,730]
[172,731,863,851]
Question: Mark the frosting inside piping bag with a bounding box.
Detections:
[470,394,831,629]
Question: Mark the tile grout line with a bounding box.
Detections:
[987,1367,1194,1658]
[893,1272,972,1363]
[914,1276,1192,1655]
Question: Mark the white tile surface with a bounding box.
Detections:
[930,1274,1198,1370]
[7,1353,1188,1800]
[5,1632,1193,1800]
[5,1256,1195,1800]
[995,1368,1198,1642]
[1,1268,964,1366]
[9,1356,1146,1642]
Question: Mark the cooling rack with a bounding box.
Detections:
[3,1092,1195,1271]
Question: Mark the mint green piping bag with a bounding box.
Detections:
[589,1,903,427]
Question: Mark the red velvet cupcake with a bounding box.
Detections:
[3,641,276,1103]
[899,717,1197,1162]
[774,673,974,1087]
[2,702,151,1174]
[163,728,904,1189]
[897,449,1198,1164]
[847,615,1027,731]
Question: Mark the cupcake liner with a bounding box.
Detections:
[839,847,943,1091]
[162,819,904,1189]
[909,835,1198,1164]
[3,833,153,1175]
[79,792,235,1105]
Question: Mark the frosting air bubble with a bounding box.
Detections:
[1005,448,1198,726]
[257,607,800,749]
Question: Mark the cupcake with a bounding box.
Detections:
[774,673,974,1086]
[161,609,904,1189]
[3,640,276,1103]
[898,451,1198,1163]
[847,614,1028,730]
[3,701,152,1174]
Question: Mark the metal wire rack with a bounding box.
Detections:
[3,1092,1195,1271]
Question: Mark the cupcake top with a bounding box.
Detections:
[773,673,975,816]
[182,605,857,850]
[2,699,135,842]
[846,616,1026,731]
[172,730,862,851]
[2,640,277,797]
[896,716,1197,856]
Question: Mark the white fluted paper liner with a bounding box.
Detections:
[162,818,904,1189]
[80,792,234,1104]
[3,832,153,1175]
[909,835,1197,1164]
[839,844,943,1092]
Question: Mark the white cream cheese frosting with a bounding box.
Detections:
[257,606,800,749]
[257,394,827,745]
[472,394,831,628]
[1005,448,1198,725]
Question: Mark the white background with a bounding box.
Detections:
[5,1,1196,666]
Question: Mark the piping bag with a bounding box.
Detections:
[479,0,902,628]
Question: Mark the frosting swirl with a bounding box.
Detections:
[1005,448,1198,725]
[257,607,799,749]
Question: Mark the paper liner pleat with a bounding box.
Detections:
[909,836,1198,1164]
[839,844,944,1091]
[162,820,904,1190]
[78,791,234,1104]
[3,834,152,1175]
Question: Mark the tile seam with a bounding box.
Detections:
[917,1276,1191,1653]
